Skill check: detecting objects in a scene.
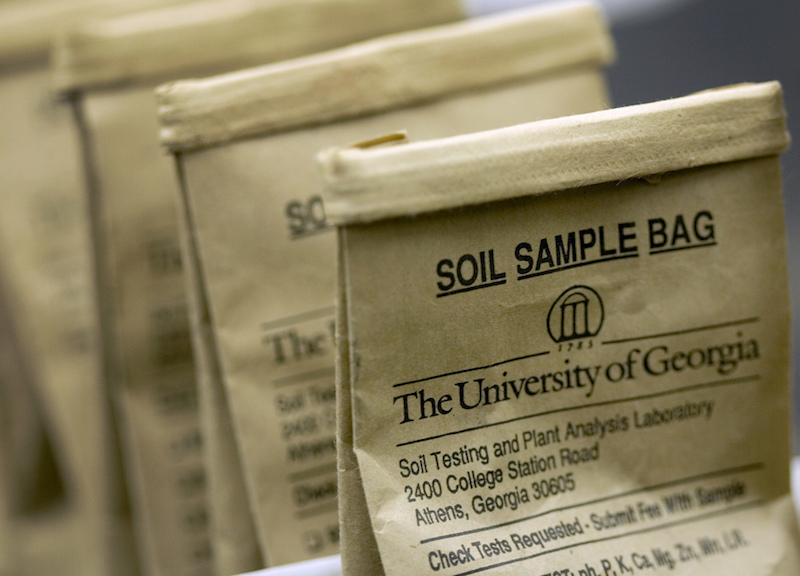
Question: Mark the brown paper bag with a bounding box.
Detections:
[157,3,614,570]
[0,1,198,573]
[53,1,466,573]
[320,81,800,575]
[0,72,138,575]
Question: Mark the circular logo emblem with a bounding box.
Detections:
[547,285,604,343]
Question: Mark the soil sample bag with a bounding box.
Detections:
[52,1,466,574]
[0,1,197,573]
[320,82,800,576]
[156,2,613,570]
[0,72,134,573]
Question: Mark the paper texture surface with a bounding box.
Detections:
[322,82,799,575]
[0,65,136,576]
[165,4,613,571]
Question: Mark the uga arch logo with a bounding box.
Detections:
[547,285,604,343]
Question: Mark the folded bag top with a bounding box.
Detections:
[319,82,788,225]
[52,0,465,92]
[156,1,614,152]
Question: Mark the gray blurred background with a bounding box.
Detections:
[603,0,800,449]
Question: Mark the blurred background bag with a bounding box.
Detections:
[0,1,206,574]
[52,1,466,574]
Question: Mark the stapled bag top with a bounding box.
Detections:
[320,82,789,225]
[51,0,464,93]
[156,1,614,152]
